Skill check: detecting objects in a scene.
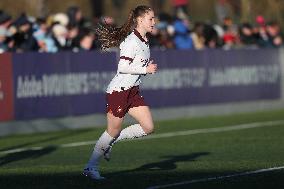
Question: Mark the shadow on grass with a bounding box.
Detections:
[133,152,210,171]
[0,168,283,189]
[0,152,283,189]
[0,152,210,189]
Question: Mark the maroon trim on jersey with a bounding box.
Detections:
[133,29,149,45]
[120,56,134,63]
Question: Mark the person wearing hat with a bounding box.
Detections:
[13,13,39,52]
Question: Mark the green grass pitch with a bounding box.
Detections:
[0,109,284,189]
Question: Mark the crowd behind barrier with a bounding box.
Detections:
[0,5,283,54]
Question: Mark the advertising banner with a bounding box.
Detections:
[141,49,281,107]
[9,49,281,120]
[12,51,116,120]
[0,53,14,121]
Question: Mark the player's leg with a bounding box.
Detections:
[128,105,154,134]
[103,86,153,160]
[106,112,124,137]
[83,112,123,179]
[103,106,153,161]
[114,105,154,143]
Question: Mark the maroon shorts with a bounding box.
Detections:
[106,86,147,118]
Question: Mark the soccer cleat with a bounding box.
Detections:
[83,167,105,180]
[103,145,112,161]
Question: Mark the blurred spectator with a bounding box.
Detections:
[52,24,68,50]
[191,22,205,50]
[33,17,58,53]
[65,24,80,51]
[254,15,269,47]
[266,22,283,48]
[0,11,12,53]
[0,27,10,53]
[222,16,238,34]
[203,24,220,49]
[150,29,175,49]
[151,13,175,49]
[160,30,175,49]
[221,17,238,49]
[148,26,162,49]
[239,23,258,48]
[173,18,193,49]
[76,28,95,51]
[172,9,193,50]
[13,13,39,52]
[222,25,237,49]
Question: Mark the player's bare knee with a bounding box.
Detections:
[107,123,122,137]
[107,128,121,137]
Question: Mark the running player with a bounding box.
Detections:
[83,5,157,180]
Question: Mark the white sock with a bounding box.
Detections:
[86,131,113,168]
[112,124,147,145]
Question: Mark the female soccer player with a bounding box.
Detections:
[83,5,157,180]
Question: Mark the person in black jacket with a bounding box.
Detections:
[12,13,39,52]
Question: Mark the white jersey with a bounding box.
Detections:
[106,29,150,93]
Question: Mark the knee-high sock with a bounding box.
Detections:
[85,131,113,168]
[111,124,147,146]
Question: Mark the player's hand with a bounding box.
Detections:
[146,60,158,74]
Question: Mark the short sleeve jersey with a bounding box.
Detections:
[106,29,150,93]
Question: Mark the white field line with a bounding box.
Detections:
[1,120,284,155]
[146,166,284,189]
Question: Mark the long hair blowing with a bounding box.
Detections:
[95,5,152,50]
